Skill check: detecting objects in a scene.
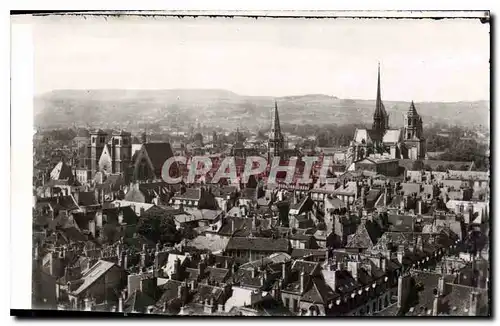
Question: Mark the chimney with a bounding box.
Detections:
[204,298,214,314]
[468,291,479,316]
[416,236,423,252]
[380,256,387,272]
[140,252,146,269]
[190,279,198,291]
[397,273,411,308]
[300,270,307,293]
[397,245,405,265]
[251,267,257,278]
[118,296,123,313]
[198,261,206,277]
[231,220,235,234]
[347,261,359,281]
[84,297,92,311]
[173,257,181,279]
[282,263,288,283]
[272,279,282,300]
[432,289,439,316]
[178,283,187,304]
[437,276,445,296]
[34,243,39,261]
[123,252,128,270]
[163,301,168,313]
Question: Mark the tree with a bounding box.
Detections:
[411,160,424,171]
[436,165,446,172]
[137,214,181,245]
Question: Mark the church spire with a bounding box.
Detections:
[373,62,388,133]
[408,100,419,116]
[272,100,282,137]
[268,100,284,159]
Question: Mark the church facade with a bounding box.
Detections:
[347,64,426,164]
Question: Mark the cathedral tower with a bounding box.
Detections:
[372,63,389,137]
[403,101,425,160]
[89,129,107,177]
[110,130,132,174]
[268,100,285,160]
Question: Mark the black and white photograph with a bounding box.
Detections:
[10,10,491,318]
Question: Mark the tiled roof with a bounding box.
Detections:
[71,260,115,296]
[301,277,338,304]
[38,195,80,212]
[124,290,156,313]
[346,220,383,249]
[50,161,74,181]
[77,191,98,207]
[226,237,290,253]
[143,143,174,177]
[239,252,291,270]
[291,249,327,260]
[382,129,402,144]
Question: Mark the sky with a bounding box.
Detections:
[29,15,490,101]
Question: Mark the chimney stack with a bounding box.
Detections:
[282,263,288,283]
[300,270,306,293]
[432,288,439,316]
[380,256,387,272]
[397,245,405,265]
[198,261,206,277]
[118,296,123,313]
[468,291,479,316]
[347,261,359,281]
[397,273,411,308]
[416,236,423,252]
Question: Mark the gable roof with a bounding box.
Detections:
[71,260,116,296]
[142,143,174,177]
[382,129,403,144]
[226,237,290,253]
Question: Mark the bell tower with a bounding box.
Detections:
[268,100,285,160]
[403,101,425,160]
[372,63,388,136]
[90,129,107,177]
[111,130,132,174]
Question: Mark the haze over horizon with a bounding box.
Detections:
[29,15,490,102]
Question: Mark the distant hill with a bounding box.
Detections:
[34,89,490,131]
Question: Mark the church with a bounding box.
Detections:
[347,64,426,164]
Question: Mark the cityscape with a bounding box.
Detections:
[28,13,490,317]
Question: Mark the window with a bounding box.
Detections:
[92,137,96,144]
[293,299,299,312]
[408,119,412,126]
[123,138,129,145]
[284,298,290,308]
[114,138,120,145]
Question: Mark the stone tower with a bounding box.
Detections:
[403,101,425,160]
[89,129,108,177]
[372,63,389,138]
[110,130,132,174]
[268,100,285,160]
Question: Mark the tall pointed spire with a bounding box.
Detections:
[272,100,282,136]
[268,100,284,159]
[373,62,388,133]
[377,62,381,106]
[408,100,419,116]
